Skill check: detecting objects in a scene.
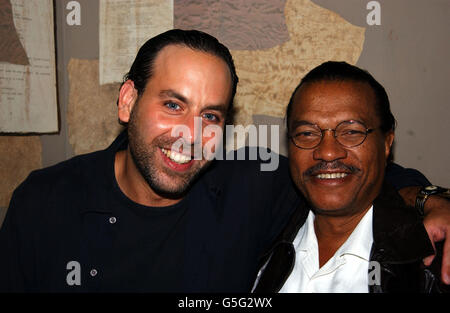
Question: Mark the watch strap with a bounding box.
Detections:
[415,185,450,217]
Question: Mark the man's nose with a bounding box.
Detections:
[313,131,347,161]
[180,115,203,145]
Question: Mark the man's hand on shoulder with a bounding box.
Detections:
[422,194,450,285]
[398,186,450,284]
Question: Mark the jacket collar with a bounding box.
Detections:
[371,181,434,263]
[80,130,129,215]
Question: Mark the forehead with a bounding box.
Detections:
[290,80,378,127]
[145,44,233,104]
[152,44,230,81]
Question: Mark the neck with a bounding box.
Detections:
[114,149,181,207]
[314,205,371,268]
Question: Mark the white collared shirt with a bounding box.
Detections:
[279,206,373,293]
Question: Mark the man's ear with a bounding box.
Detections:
[118,80,138,124]
[384,131,395,160]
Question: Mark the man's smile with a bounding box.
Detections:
[303,164,360,187]
[159,147,196,172]
[161,147,192,164]
[315,172,348,179]
[304,161,360,179]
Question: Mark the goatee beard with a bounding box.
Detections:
[127,109,208,200]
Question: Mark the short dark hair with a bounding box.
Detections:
[286,61,396,134]
[122,29,239,111]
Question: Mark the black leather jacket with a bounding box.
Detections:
[253,182,449,293]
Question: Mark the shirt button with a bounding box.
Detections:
[109,217,117,224]
[90,269,98,277]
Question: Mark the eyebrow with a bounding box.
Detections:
[159,89,189,104]
[159,89,228,115]
[204,104,228,115]
[289,118,369,130]
[289,120,315,130]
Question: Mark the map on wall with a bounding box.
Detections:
[99,0,174,85]
[0,0,58,133]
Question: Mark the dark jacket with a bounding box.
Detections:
[253,182,449,293]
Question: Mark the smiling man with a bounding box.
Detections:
[115,44,232,205]
[253,61,449,293]
[0,31,449,293]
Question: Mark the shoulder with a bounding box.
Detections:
[201,147,296,208]
[200,145,300,232]
[3,149,112,248]
[8,149,110,220]
[21,131,128,196]
[206,146,290,185]
[19,149,107,193]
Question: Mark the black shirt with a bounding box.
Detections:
[105,182,190,292]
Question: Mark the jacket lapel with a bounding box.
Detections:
[253,198,309,293]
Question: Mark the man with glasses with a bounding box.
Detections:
[253,61,449,293]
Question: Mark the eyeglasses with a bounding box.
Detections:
[289,120,375,149]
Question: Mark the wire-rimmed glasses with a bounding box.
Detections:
[289,120,375,149]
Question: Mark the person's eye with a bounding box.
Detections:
[296,131,318,137]
[203,113,219,122]
[342,129,365,136]
[165,102,181,110]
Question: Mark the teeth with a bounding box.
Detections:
[161,148,191,164]
[316,173,348,179]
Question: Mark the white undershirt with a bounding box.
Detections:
[279,206,373,293]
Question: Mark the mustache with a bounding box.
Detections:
[303,161,361,177]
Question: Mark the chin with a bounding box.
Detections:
[147,178,191,199]
[149,165,207,198]
[311,205,349,217]
[308,197,352,216]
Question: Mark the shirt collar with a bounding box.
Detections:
[337,206,373,261]
[295,206,374,262]
[80,130,127,215]
[294,210,316,253]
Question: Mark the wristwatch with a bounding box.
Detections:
[415,185,450,216]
